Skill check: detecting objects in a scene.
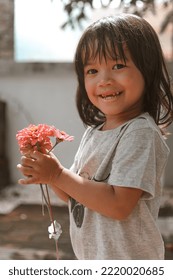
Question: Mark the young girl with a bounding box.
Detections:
[17,14,173,259]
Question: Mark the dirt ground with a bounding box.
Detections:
[0,185,173,260]
[0,204,75,260]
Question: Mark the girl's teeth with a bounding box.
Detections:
[101,92,120,99]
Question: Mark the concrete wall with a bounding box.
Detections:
[0,0,13,59]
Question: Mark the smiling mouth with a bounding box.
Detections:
[100,92,122,100]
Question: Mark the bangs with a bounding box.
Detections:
[80,28,127,65]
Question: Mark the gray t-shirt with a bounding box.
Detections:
[69,113,169,259]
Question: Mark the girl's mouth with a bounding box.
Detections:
[100,92,122,100]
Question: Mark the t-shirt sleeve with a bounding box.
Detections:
[108,127,168,199]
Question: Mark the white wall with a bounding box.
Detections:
[0,61,173,188]
[0,62,85,184]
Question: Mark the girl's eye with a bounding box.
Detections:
[113,64,126,70]
[86,69,97,75]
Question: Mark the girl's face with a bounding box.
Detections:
[84,49,145,129]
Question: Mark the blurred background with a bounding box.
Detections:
[0,0,173,260]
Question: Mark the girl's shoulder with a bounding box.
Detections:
[82,114,161,140]
[123,112,170,152]
[125,112,160,134]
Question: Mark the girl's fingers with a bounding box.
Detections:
[17,165,37,185]
[17,151,59,185]
[30,150,46,160]
[21,156,36,167]
[18,177,37,185]
[17,164,35,176]
[17,162,45,184]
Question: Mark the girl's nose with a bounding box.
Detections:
[97,72,114,87]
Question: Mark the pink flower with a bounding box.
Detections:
[55,129,74,143]
[16,124,74,155]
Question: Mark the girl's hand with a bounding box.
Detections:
[17,151,63,185]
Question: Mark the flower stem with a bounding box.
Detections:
[39,183,59,259]
[48,140,59,153]
[45,184,56,233]
[39,142,61,260]
[55,240,59,260]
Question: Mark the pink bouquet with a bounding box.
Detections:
[16,124,74,259]
[16,124,74,154]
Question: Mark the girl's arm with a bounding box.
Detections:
[17,151,143,220]
[50,185,69,203]
[53,168,143,220]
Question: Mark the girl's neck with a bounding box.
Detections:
[101,120,124,131]
[101,112,143,131]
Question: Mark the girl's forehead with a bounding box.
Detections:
[81,39,128,64]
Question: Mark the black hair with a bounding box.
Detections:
[74,14,173,134]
